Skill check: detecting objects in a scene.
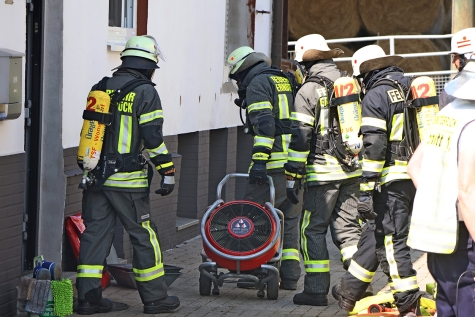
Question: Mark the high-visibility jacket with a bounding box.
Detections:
[240,62,295,171]
[287,62,362,184]
[358,67,412,193]
[91,69,172,191]
[408,100,475,254]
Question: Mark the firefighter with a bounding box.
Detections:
[226,46,303,290]
[284,34,363,306]
[331,45,422,315]
[76,35,180,315]
[439,28,475,109]
[407,59,475,317]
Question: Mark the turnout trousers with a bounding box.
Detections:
[244,169,303,285]
[427,222,475,317]
[301,177,361,294]
[77,189,168,304]
[339,180,420,312]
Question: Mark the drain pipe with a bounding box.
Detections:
[271,0,284,68]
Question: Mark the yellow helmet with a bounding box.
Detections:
[226,46,255,74]
[121,35,166,64]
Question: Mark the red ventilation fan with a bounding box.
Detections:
[199,174,283,300]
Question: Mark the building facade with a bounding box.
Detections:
[0,0,276,315]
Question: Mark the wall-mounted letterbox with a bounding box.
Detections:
[0,49,24,121]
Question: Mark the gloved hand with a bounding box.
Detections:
[249,161,267,186]
[284,163,304,204]
[358,191,378,221]
[285,175,300,205]
[155,164,176,196]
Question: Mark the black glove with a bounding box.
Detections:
[155,164,175,196]
[284,163,304,204]
[358,192,378,221]
[249,161,267,186]
[285,175,300,205]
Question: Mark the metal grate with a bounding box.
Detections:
[429,74,452,95]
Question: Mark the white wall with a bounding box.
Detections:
[254,0,273,56]
[62,1,111,149]
[0,0,26,156]
[62,0,274,148]
[148,0,243,136]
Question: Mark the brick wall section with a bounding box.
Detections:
[0,153,25,317]
[177,131,210,220]
[208,129,228,205]
[225,127,238,202]
[235,126,254,199]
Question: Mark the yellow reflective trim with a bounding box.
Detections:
[134,263,165,282]
[77,265,104,278]
[252,152,270,161]
[348,260,375,283]
[269,152,287,160]
[362,159,385,173]
[107,171,148,180]
[254,136,274,148]
[389,113,404,141]
[360,181,376,191]
[300,210,311,261]
[266,160,285,169]
[248,101,272,112]
[340,245,358,262]
[148,142,168,158]
[362,117,387,131]
[291,112,315,125]
[390,276,419,293]
[385,235,399,281]
[139,110,163,124]
[319,108,329,135]
[304,260,330,272]
[118,115,132,154]
[104,179,148,188]
[306,169,362,182]
[288,149,309,163]
[156,162,173,170]
[278,94,290,119]
[282,248,300,262]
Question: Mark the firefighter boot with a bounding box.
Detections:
[293,291,328,306]
[77,298,113,315]
[143,296,180,314]
[331,281,356,312]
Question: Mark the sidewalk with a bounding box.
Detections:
[71,234,434,317]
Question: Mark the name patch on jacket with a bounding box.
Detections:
[270,76,292,92]
[387,89,405,103]
[106,89,136,113]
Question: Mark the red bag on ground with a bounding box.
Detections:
[65,213,111,289]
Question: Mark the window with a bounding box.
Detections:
[109,0,135,29]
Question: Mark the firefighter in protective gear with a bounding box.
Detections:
[227,46,303,290]
[332,45,422,315]
[285,34,363,306]
[439,28,475,109]
[408,60,475,317]
[76,35,180,315]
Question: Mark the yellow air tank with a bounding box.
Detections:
[77,90,111,188]
[333,77,363,154]
[410,76,439,141]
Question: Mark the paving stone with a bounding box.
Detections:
[71,233,434,316]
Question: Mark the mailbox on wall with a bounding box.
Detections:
[0,49,24,121]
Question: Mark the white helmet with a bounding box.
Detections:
[294,34,342,63]
[352,45,404,77]
[450,28,475,57]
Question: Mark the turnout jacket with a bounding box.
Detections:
[92,69,172,192]
[359,67,412,193]
[241,62,295,171]
[287,61,362,184]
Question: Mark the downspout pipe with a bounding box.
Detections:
[271,0,284,68]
